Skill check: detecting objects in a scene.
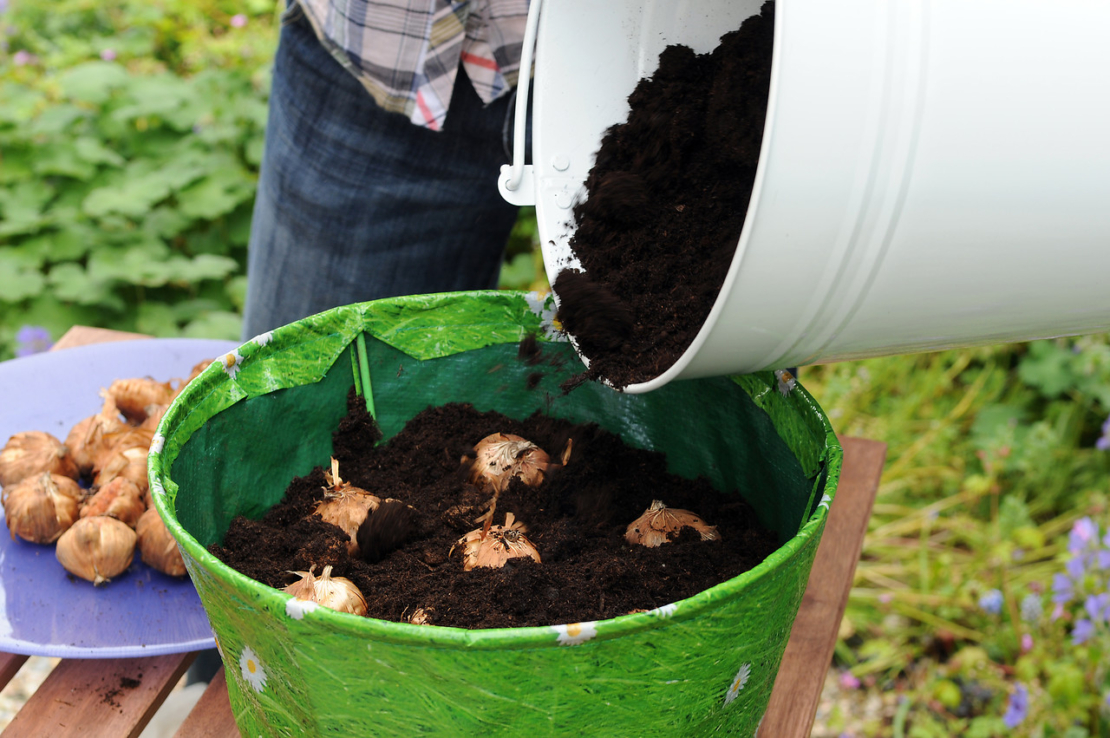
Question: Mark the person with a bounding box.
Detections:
[189,0,531,686]
[240,0,531,340]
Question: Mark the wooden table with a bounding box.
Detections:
[0,326,885,737]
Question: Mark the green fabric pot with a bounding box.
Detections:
[149,291,841,737]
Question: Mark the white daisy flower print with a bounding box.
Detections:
[725,662,752,705]
[650,603,678,618]
[552,621,598,646]
[817,493,832,511]
[149,476,166,498]
[285,597,318,620]
[251,331,273,347]
[221,350,244,380]
[774,369,796,396]
[525,291,565,341]
[149,433,165,455]
[239,645,267,693]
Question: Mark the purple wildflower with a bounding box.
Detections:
[1085,593,1110,623]
[230,13,247,28]
[1021,633,1034,653]
[1070,517,1099,553]
[99,48,116,61]
[1003,684,1029,728]
[1098,415,1110,450]
[838,671,860,690]
[14,326,52,357]
[12,49,33,66]
[1072,618,1095,645]
[979,589,1004,615]
[1052,573,1074,604]
[1066,555,1086,581]
[0,0,7,15]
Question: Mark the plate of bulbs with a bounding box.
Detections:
[0,337,237,658]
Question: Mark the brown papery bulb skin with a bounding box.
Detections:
[56,516,137,585]
[106,378,175,424]
[468,433,552,493]
[64,416,98,476]
[455,512,542,571]
[314,458,380,556]
[93,446,151,497]
[2,472,83,544]
[0,431,78,488]
[90,428,153,481]
[282,565,368,616]
[135,508,187,577]
[624,500,721,548]
[81,477,146,528]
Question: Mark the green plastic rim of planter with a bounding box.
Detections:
[149,290,842,737]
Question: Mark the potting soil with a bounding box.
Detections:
[210,390,779,629]
[556,1,774,389]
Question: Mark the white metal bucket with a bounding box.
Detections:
[500,0,1110,393]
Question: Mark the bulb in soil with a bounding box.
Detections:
[0,431,78,487]
[135,507,187,577]
[455,512,541,571]
[314,458,380,556]
[2,471,84,544]
[81,477,145,528]
[282,565,367,616]
[625,500,720,548]
[56,515,137,585]
[467,433,554,494]
[409,607,433,625]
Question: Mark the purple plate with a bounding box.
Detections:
[0,337,238,658]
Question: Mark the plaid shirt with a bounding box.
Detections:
[297,0,529,130]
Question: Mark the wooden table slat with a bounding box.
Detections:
[174,669,239,738]
[0,653,29,693]
[1,653,195,738]
[761,436,886,735]
[50,327,150,352]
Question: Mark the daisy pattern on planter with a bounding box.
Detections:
[239,645,267,692]
[817,493,832,511]
[221,350,244,380]
[149,476,166,498]
[774,369,796,396]
[149,433,165,455]
[552,621,598,646]
[649,603,678,618]
[724,662,752,705]
[285,597,318,620]
[251,331,273,348]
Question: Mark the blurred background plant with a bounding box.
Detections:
[3,1,1110,736]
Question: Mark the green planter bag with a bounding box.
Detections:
[149,290,841,737]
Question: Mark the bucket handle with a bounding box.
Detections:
[497,0,542,206]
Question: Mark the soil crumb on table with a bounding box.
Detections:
[210,391,779,629]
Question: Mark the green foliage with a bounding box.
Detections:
[0,0,276,357]
[806,336,1110,736]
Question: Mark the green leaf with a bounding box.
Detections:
[997,495,1034,538]
[176,167,255,220]
[87,241,173,286]
[136,302,183,337]
[57,61,130,104]
[498,252,536,290]
[165,253,240,284]
[226,275,248,311]
[244,136,264,167]
[28,104,87,136]
[0,251,46,302]
[74,138,126,168]
[32,142,98,181]
[181,310,242,340]
[47,261,125,309]
[143,206,194,239]
[0,180,55,236]
[7,295,105,343]
[0,84,47,125]
[1017,340,1076,398]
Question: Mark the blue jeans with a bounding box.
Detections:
[241,6,523,338]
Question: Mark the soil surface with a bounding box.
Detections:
[555,2,774,389]
[211,390,779,629]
